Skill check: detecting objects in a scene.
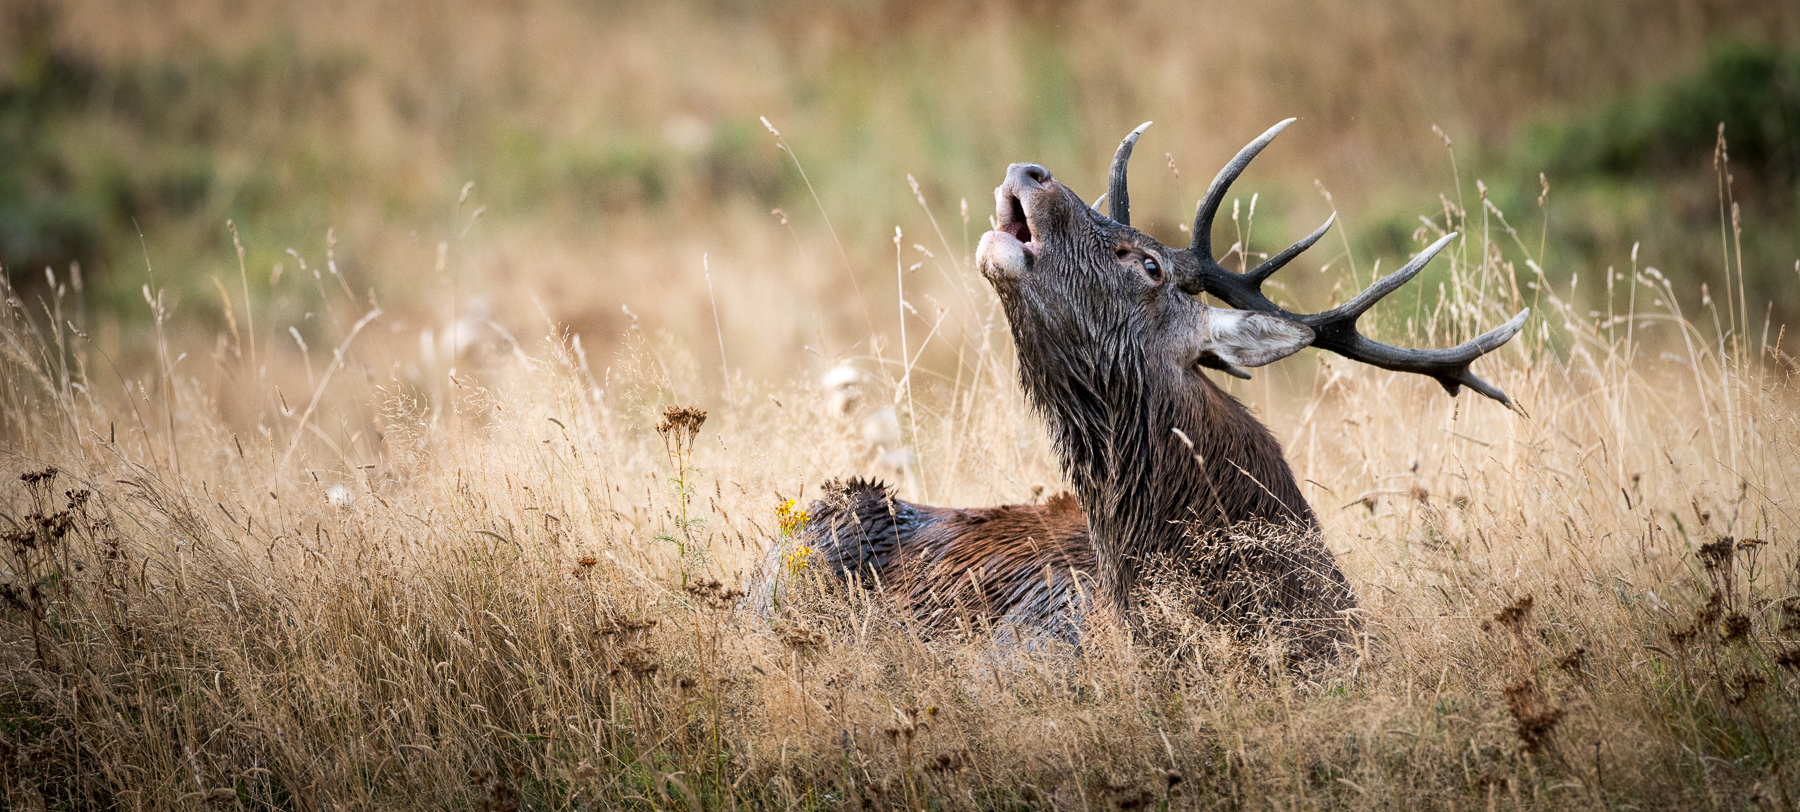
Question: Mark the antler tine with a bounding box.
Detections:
[1321,308,1530,409]
[1245,212,1334,286]
[1293,233,1526,409]
[1190,118,1296,257]
[1107,121,1153,225]
[1316,232,1456,324]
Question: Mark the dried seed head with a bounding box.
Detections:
[1493,595,1533,631]
[618,646,659,678]
[773,620,825,650]
[1694,591,1724,628]
[926,750,971,774]
[0,584,28,613]
[597,613,658,639]
[1698,537,1735,570]
[655,406,709,441]
[1501,678,1564,752]
[683,577,746,610]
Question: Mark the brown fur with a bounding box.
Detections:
[753,480,1092,644]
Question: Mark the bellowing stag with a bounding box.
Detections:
[763,121,1527,660]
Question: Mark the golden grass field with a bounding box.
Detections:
[3,0,1800,809]
[4,182,1798,809]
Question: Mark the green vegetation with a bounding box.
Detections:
[1518,41,1800,326]
[1526,42,1800,182]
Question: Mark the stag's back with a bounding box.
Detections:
[749,479,1093,644]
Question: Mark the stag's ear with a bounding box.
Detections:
[1203,308,1315,368]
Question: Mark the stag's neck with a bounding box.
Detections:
[1028,367,1316,610]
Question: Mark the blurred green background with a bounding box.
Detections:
[2,0,1797,385]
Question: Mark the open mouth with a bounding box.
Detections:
[977,167,1050,281]
[998,192,1032,244]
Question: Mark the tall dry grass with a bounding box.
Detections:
[2,134,1798,811]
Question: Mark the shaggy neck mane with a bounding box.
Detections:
[1018,344,1316,612]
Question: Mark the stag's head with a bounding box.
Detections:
[977,156,1310,391]
[977,119,1530,408]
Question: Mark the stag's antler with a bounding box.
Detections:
[1103,121,1154,226]
[1109,119,1530,410]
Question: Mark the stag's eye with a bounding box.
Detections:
[1116,246,1163,284]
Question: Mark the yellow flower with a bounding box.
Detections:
[784,543,815,574]
[776,498,811,537]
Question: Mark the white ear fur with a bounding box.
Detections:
[1204,309,1315,367]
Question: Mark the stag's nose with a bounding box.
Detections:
[1006,163,1053,190]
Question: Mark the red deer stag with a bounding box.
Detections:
[758,121,1527,658]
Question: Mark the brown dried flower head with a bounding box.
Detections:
[1494,594,1534,632]
[656,405,708,445]
[1501,678,1564,752]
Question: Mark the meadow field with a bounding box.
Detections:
[3,0,1800,809]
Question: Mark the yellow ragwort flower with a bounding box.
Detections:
[776,498,811,537]
[784,544,815,574]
